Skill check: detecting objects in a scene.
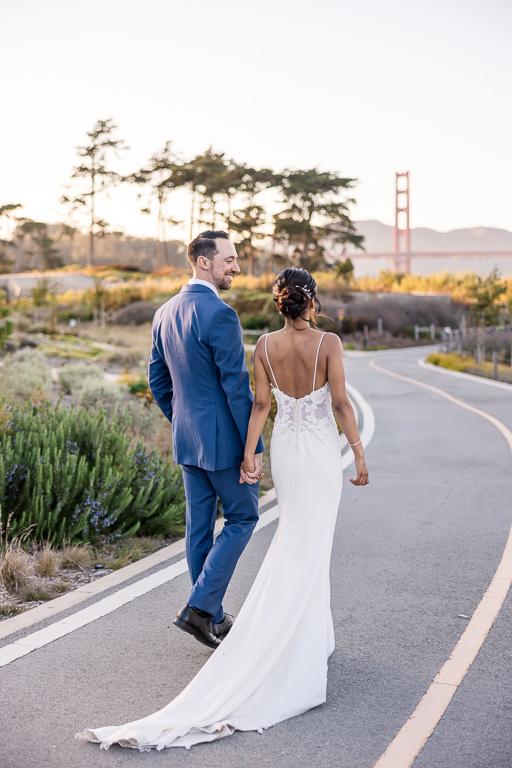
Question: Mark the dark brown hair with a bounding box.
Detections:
[187,230,229,264]
[272,268,321,320]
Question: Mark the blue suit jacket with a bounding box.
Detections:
[148,284,264,471]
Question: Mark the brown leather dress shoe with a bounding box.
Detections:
[212,613,234,639]
[173,604,220,649]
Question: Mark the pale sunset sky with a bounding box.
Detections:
[1,0,511,242]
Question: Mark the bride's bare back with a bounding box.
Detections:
[245,326,369,487]
[261,328,327,399]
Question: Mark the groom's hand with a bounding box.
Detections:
[240,453,263,484]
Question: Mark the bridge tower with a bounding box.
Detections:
[392,171,411,273]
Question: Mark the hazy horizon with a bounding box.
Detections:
[1,0,511,245]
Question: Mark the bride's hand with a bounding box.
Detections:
[239,454,263,485]
[349,455,369,486]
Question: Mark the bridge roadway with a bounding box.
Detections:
[0,346,510,768]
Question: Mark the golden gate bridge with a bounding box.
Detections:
[353,171,512,273]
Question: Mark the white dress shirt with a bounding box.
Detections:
[188,278,218,296]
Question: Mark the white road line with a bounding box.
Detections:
[347,382,376,456]
[0,384,376,669]
[418,358,512,391]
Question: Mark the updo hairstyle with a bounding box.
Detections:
[272,268,321,321]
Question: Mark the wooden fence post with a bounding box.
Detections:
[492,350,498,379]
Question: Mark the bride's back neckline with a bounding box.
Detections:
[264,332,327,401]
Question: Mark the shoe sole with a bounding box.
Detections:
[173,616,219,649]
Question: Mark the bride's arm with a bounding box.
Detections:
[241,342,271,483]
[327,334,369,486]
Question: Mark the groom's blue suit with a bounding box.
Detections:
[149,283,264,624]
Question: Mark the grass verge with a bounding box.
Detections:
[426,352,512,384]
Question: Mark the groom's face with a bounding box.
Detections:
[207,239,240,291]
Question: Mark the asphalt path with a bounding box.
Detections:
[1,345,511,768]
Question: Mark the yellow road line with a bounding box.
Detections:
[370,357,512,768]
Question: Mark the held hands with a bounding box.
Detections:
[240,453,263,485]
[349,454,369,486]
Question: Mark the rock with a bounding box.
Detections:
[109,301,156,325]
[18,338,38,349]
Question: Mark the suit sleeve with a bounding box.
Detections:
[148,324,173,424]
[209,304,264,454]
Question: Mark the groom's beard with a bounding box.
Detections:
[215,274,235,291]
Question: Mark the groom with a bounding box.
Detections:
[148,231,264,649]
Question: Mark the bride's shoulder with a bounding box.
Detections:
[253,332,271,356]
[321,332,343,352]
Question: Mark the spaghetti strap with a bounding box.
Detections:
[312,332,327,392]
[264,334,279,389]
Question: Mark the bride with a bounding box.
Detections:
[77,267,369,751]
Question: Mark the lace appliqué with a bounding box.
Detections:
[272,383,340,448]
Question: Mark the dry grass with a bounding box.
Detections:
[0,547,33,592]
[97,537,161,571]
[60,544,95,571]
[18,583,54,602]
[0,601,24,617]
[34,545,62,577]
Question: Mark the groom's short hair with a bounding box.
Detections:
[188,230,229,264]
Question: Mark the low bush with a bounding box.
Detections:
[0,401,186,546]
[427,352,512,383]
[78,378,123,409]
[240,313,270,330]
[426,352,468,372]
[122,370,153,403]
[58,363,105,394]
[110,301,157,325]
[0,348,52,402]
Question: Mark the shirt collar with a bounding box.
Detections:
[188,278,218,296]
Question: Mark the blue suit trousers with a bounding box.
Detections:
[181,465,259,625]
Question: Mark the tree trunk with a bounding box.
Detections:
[157,199,163,269]
[161,208,167,269]
[248,240,254,276]
[268,234,276,274]
[189,187,195,241]
[301,232,309,269]
[226,194,231,236]
[89,173,95,268]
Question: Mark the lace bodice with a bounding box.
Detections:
[272,382,339,445]
[264,334,340,447]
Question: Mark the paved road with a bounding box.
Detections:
[1,346,511,768]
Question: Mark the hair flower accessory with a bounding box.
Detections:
[296,285,312,299]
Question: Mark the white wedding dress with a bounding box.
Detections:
[77,332,343,751]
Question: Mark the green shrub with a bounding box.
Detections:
[58,363,105,394]
[78,378,123,408]
[0,307,14,350]
[0,401,186,545]
[240,313,270,330]
[56,306,94,323]
[0,349,51,401]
